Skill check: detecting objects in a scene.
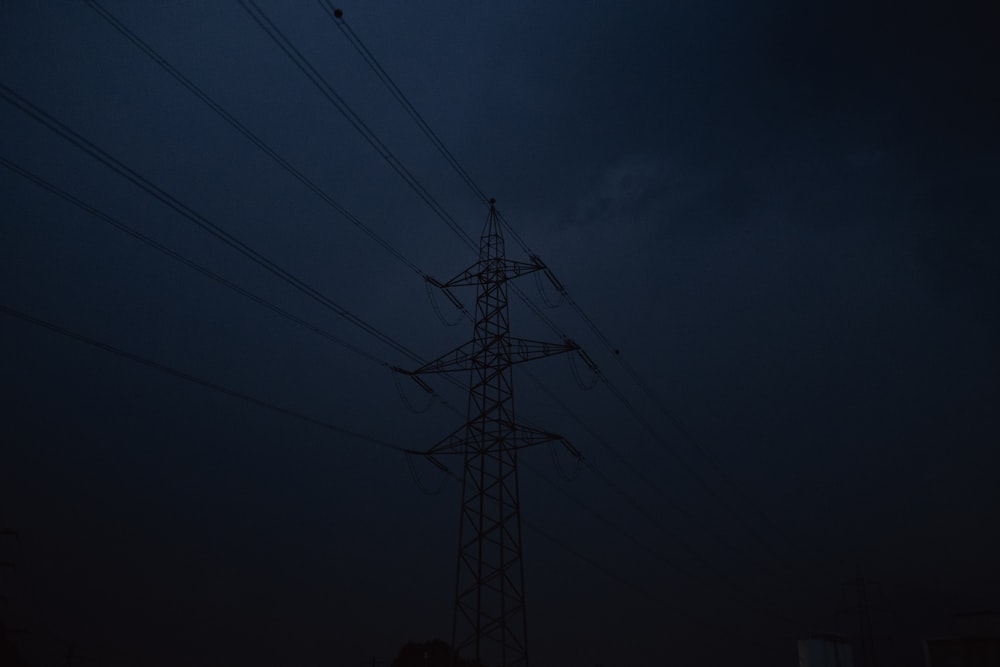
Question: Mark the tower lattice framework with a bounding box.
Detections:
[402,201,576,667]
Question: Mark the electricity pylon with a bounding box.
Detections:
[400,200,577,667]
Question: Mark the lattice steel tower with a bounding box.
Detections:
[401,200,576,667]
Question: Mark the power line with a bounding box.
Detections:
[377,214,788,596]
[425,282,787,589]
[0,154,387,368]
[0,81,423,368]
[84,0,475,351]
[521,459,696,581]
[532,335,794,573]
[84,0,431,281]
[506,224,815,571]
[0,154,468,421]
[0,303,405,453]
[520,366,779,577]
[318,1,490,207]
[245,0,580,381]
[237,0,478,253]
[75,4,511,413]
[515,288,815,581]
[412,314,798,609]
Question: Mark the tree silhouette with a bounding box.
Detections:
[0,618,30,667]
[391,639,484,667]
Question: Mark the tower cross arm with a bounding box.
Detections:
[411,423,579,460]
[400,339,479,375]
[398,337,579,376]
[509,337,579,364]
[440,257,542,288]
[513,423,581,455]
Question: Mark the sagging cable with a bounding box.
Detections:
[425,275,464,326]
[391,366,435,414]
[530,254,566,308]
[549,438,584,482]
[405,451,449,496]
[569,346,600,391]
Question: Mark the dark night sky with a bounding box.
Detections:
[1,2,998,666]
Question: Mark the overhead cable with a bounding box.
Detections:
[520,367,777,577]
[0,82,422,367]
[0,154,389,367]
[318,0,490,207]
[84,0,432,281]
[0,304,405,453]
[238,0,478,253]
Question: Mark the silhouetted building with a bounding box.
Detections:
[799,633,854,667]
[0,618,31,667]
[925,611,1000,667]
[391,639,482,667]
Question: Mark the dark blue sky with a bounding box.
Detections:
[1,1,998,666]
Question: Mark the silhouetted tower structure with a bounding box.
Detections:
[401,201,576,667]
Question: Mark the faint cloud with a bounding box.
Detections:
[566,154,680,228]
